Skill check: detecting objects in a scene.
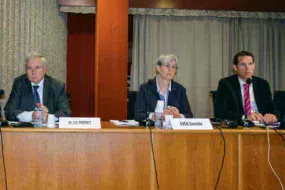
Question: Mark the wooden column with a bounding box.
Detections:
[95,0,128,120]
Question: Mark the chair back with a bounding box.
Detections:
[127,91,138,120]
[274,90,285,121]
[209,90,217,118]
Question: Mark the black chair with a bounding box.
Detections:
[209,91,216,106]
[127,91,138,120]
[209,90,216,118]
[274,90,285,121]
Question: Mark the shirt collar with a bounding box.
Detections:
[156,76,171,92]
[31,78,45,88]
[238,76,246,86]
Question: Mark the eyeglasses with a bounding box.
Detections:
[161,64,178,70]
[26,66,43,71]
[237,62,254,68]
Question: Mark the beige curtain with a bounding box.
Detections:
[0,0,67,103]
[131,15,285,118]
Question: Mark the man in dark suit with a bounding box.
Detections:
[215,51,278,123]
[5,51,71,121]
[135,53,193,121]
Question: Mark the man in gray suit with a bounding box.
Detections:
[5,51,71,121]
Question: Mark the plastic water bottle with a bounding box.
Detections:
[34,103,43,128]
[154,100,164,129]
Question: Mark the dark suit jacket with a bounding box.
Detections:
[135,78,193,121]
[214,74,278,122]
[5,74,71,121]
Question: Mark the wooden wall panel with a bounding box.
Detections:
[66,14,95,117]
[154,133,239,190]
[0,134,6,189]
[95,0,129,120]
[0,127,284,189]
[240,134,285,190]
[3,131,151,190]
[59,0,285,12]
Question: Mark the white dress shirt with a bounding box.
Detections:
[238,77,258,113]
[149,76,185,119]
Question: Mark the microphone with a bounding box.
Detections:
[223,120,238,128]
[0,89,5,120]
[211,118,238,128]
[239,119,254,127]
[246,78,252,85]
[0,90,8,127]
[145,79,153,127]
[0,89,4,99]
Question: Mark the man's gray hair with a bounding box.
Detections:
[156,53,178,66]
[25,51,47,66]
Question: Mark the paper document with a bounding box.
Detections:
[110,120,139,126]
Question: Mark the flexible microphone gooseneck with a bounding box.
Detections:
[211,118,238,129]
[246,78,252,85]
[0,90,8,126]
[145,79,160,190]
[145,79,152,127]
[0,89,4,97]
[0,89,8,190]
[0,89,5,120]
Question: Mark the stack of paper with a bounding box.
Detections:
[110,120,139,126]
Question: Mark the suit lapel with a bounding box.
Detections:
[252,77,261,111]
[151,77,159,100]
[25,77,35,108]
[168,80,176,106]
[233,75,244,113]
[43,76,51,106]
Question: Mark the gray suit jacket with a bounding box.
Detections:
[5,74,71,121]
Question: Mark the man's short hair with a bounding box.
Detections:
[25,51,47,66]
[156,53,178,66]
[233,51,255,65]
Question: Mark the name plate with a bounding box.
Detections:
[59,117,101,129]
[170,118,213,130]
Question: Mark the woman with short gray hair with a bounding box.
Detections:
[135,53,193,121]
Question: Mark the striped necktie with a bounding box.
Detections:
[33,85,41,107]
[243,83,251,115]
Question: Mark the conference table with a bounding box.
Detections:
[0,122,284,190]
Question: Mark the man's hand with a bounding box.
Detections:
[41,105,49,123]
[263,114,277,123]
[247,112,264,123]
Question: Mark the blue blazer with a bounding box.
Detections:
[135,78,193,121]
[5,74,71,121]
[214,74,279,121]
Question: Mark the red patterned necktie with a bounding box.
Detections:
[243,83,251,115]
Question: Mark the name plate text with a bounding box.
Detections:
[59,117,101,129]
[170,118,213,130]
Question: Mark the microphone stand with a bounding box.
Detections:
[0,93,8,127]
[145,80,152,128]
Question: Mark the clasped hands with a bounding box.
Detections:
[247,112,277,124]
[32,105,49,123]
[152,106,181,120]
